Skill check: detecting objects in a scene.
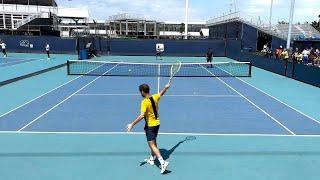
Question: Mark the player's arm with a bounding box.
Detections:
[127,112,145,132]
[159,83,170,96]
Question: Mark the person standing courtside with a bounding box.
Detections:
[0,40,7,58]
[45,42,50,60]
[156,45,162,60]
[206,48,213,68]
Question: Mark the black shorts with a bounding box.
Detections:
[207,57,212,62]
[144,125,160,141]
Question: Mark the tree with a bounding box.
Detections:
[311,15,320,33]
[179,23,185,35]
[278,21,289,25]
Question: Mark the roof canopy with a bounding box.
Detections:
[2,0,57,7]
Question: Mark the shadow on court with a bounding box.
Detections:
[140,136,197,174]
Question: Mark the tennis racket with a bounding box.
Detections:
[168,60,182,83]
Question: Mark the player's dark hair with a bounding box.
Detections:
[139,84,150,94]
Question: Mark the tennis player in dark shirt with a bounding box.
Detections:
[206,48,213,68]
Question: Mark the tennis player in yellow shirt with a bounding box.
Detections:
[127,82,170,174]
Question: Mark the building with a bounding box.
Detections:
[207,11,320,51]
[0,1,207,39]
[84,13,209,39]
[58,7,90,37]
[0,0,89,36]
[0,0,58,35]
[106,13,158,38]
[158,21,208,39]
[206,12,287,51]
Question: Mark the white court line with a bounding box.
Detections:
[0,58,37,65]
[0,58,45,67]
[237,73,320,125]
[75,93,140,96]
[0,76,82,118]
[157,64,160,93]
[0,60,110,119]
[215,62,320,125]
[1,131,320,137]
[200,65,296,135]
[74,93,242,98]
[17,64,120,132]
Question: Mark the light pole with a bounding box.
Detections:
[184,0,189,39]
[269,0,273,30]
[286,0,295,49]
[1,0,4,29]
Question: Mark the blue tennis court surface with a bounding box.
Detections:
[0,57,43,68]
[0,53,76,84]
[0,55,320,179]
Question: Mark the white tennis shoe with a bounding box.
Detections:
[144,158,155,165]
[160,161,169,174]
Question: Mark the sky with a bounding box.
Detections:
[56,0,320,24]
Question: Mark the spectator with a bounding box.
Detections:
[314,49,320,67]
[316,49,320,57]
[292,48,302,64]
[267,48,273,58]
[86,41,97,58]
[263,43,269,51]
[281,49,289,61]
[275,46,283,59]
[302,48,310,64]
[297,52,303,64]
[261,43,269,56]
[309,48,317,65]
[292,48,299,63]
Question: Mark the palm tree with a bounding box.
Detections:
[179,23,185,36]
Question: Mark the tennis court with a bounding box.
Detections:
[0,57,44,68]
[0,55,320,179]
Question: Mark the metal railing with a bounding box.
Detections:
[0,4,57,14]
[108,13,146,21]
[14,13,42,29]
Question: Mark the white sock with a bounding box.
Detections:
[158,157,165,165]
[149,155,155,161]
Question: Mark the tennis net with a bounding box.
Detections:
[67,60,252,77]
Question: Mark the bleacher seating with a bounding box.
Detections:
[274,24,320,40]
[207,12,320,41]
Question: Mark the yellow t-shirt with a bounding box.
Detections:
[281,51,289,59]
[141,94,161,127]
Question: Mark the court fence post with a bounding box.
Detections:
[67,60,70,75]
[249,62,252,77]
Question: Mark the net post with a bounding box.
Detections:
[67,60,70,75]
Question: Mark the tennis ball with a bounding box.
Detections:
[129,69,132,72]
